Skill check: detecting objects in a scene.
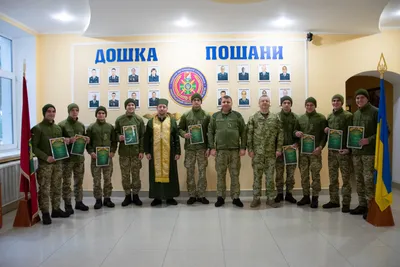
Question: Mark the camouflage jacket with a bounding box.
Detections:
[327,108,353,150]
[58,116,86,162]
[352,103,378,155]
[178,108,210,151]
[208,110,246,150]
[247,111,284,155]
[86,120,117,154]
[115,112,145,157]
[295,111,327,149]
[31,119,63,164]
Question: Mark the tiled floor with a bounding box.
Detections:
[0,191,399,267]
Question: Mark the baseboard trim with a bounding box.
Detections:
[82,188,330,198]
[392,182,400,190]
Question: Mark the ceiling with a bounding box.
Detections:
[0,0,400,36]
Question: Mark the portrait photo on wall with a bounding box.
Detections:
[88,91,100,109]
[258,88,271,99]
[148,66,160,83]
[108,90,120,109]
[128,66,140,84]
[216,65,229,82]
[238,88,250,107]
[279,64,291,82]
[88,68,100,85]
[237,64,250,82]
[148,89,160,108]
[279,88,292,103]
[108,67,120,84]
[217,88,229,106]
[127,90,140,108]
[258,64,270,82]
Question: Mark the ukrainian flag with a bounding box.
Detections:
[374,78,392,211]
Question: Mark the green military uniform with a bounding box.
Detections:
[275,108,299,196]
[58,104,86,210]
[351,89,378,211]
[115,100,145,198]
[31,104,64,215]
[247,111,283,201]
[208,109,246,201]
[326,95,353,208]
[86,107,117,202]
[179,98,211,200]
[295,98,327,200]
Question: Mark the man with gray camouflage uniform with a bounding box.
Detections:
[59,103,90,214]
[275,96,298,204]
[247,95,284,208]
[208,95,246,208]
[115,98,145,207]
[32,104,70,225]
[86,106,117,209]
[179,93,211,205]
[323,94,353,213]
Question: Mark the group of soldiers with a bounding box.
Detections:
[32,88,378,225]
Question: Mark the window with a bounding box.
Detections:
[0,35,16,151]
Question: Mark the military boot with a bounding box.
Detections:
[42,212,52,225]
[215,197,225,207]
[121,194,132,207]
[232,198,243,208]
[94,199,103,209]
[297,195,311,206]
[267,198,281,208]
[198,197,210,204]
[187,197,197,205]
[65,204,74,215]
[250,198,261,208]
[132,194,143,206]
[310,196,319,209]
[103,198,115,208]
[350,205,367,215]
[75,201,89,211]
[322,202,340,209]
[285,193,297,204]
[274,193,284,203]
[51,208,70,218]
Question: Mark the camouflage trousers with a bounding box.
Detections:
[120,156,142,195]
[275,156,296,194]
[62,161,85,204]
[252,153,276,199]
[352,155,375,207]
[184,149,208,198]
[299,154,322,196]
[328,151,352,205]
[37,161,62,213]
[215,150,241,199]
[91,158,113,199]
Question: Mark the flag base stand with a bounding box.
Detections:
[13,199,40,227]
[367,198,395,227]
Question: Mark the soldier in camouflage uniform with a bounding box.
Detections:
[178,93,211,205]
[350,89,378,219]
[275,96,299,204]
[86,106,117,209]
[208,95,246,208]
[59,103,90,214]
[294,97,327,208]
[247,95,283,208]
[323,94,353,213]
[32,104,70,225]
[115,98,145,207]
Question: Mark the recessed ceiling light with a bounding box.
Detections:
[174,18,194,27]
[51,12,75,22]
[395,10,400,16]
[271,17,293,28]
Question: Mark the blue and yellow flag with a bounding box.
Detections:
[374,78,392,211]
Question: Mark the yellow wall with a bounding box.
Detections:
[36,31,399,193]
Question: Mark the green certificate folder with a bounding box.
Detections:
[49,137,69,160]
[71,135,86,156]
[123,125,139,145]
[328,129,343,151]
[347,126,364,149]
[301,134,315,154]
[283,145,297,165]
[188,124,204,145]
[96,147,110,167]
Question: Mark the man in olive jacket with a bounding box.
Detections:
[208,95,246,208]
[59,103,90,214]
[32,104,70,225]
[115,98,145,207]
[350,89,378,218]
[86,106,117,209]
[178,93,211,205]
[294,97,327,208]
[323,94,353,213]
